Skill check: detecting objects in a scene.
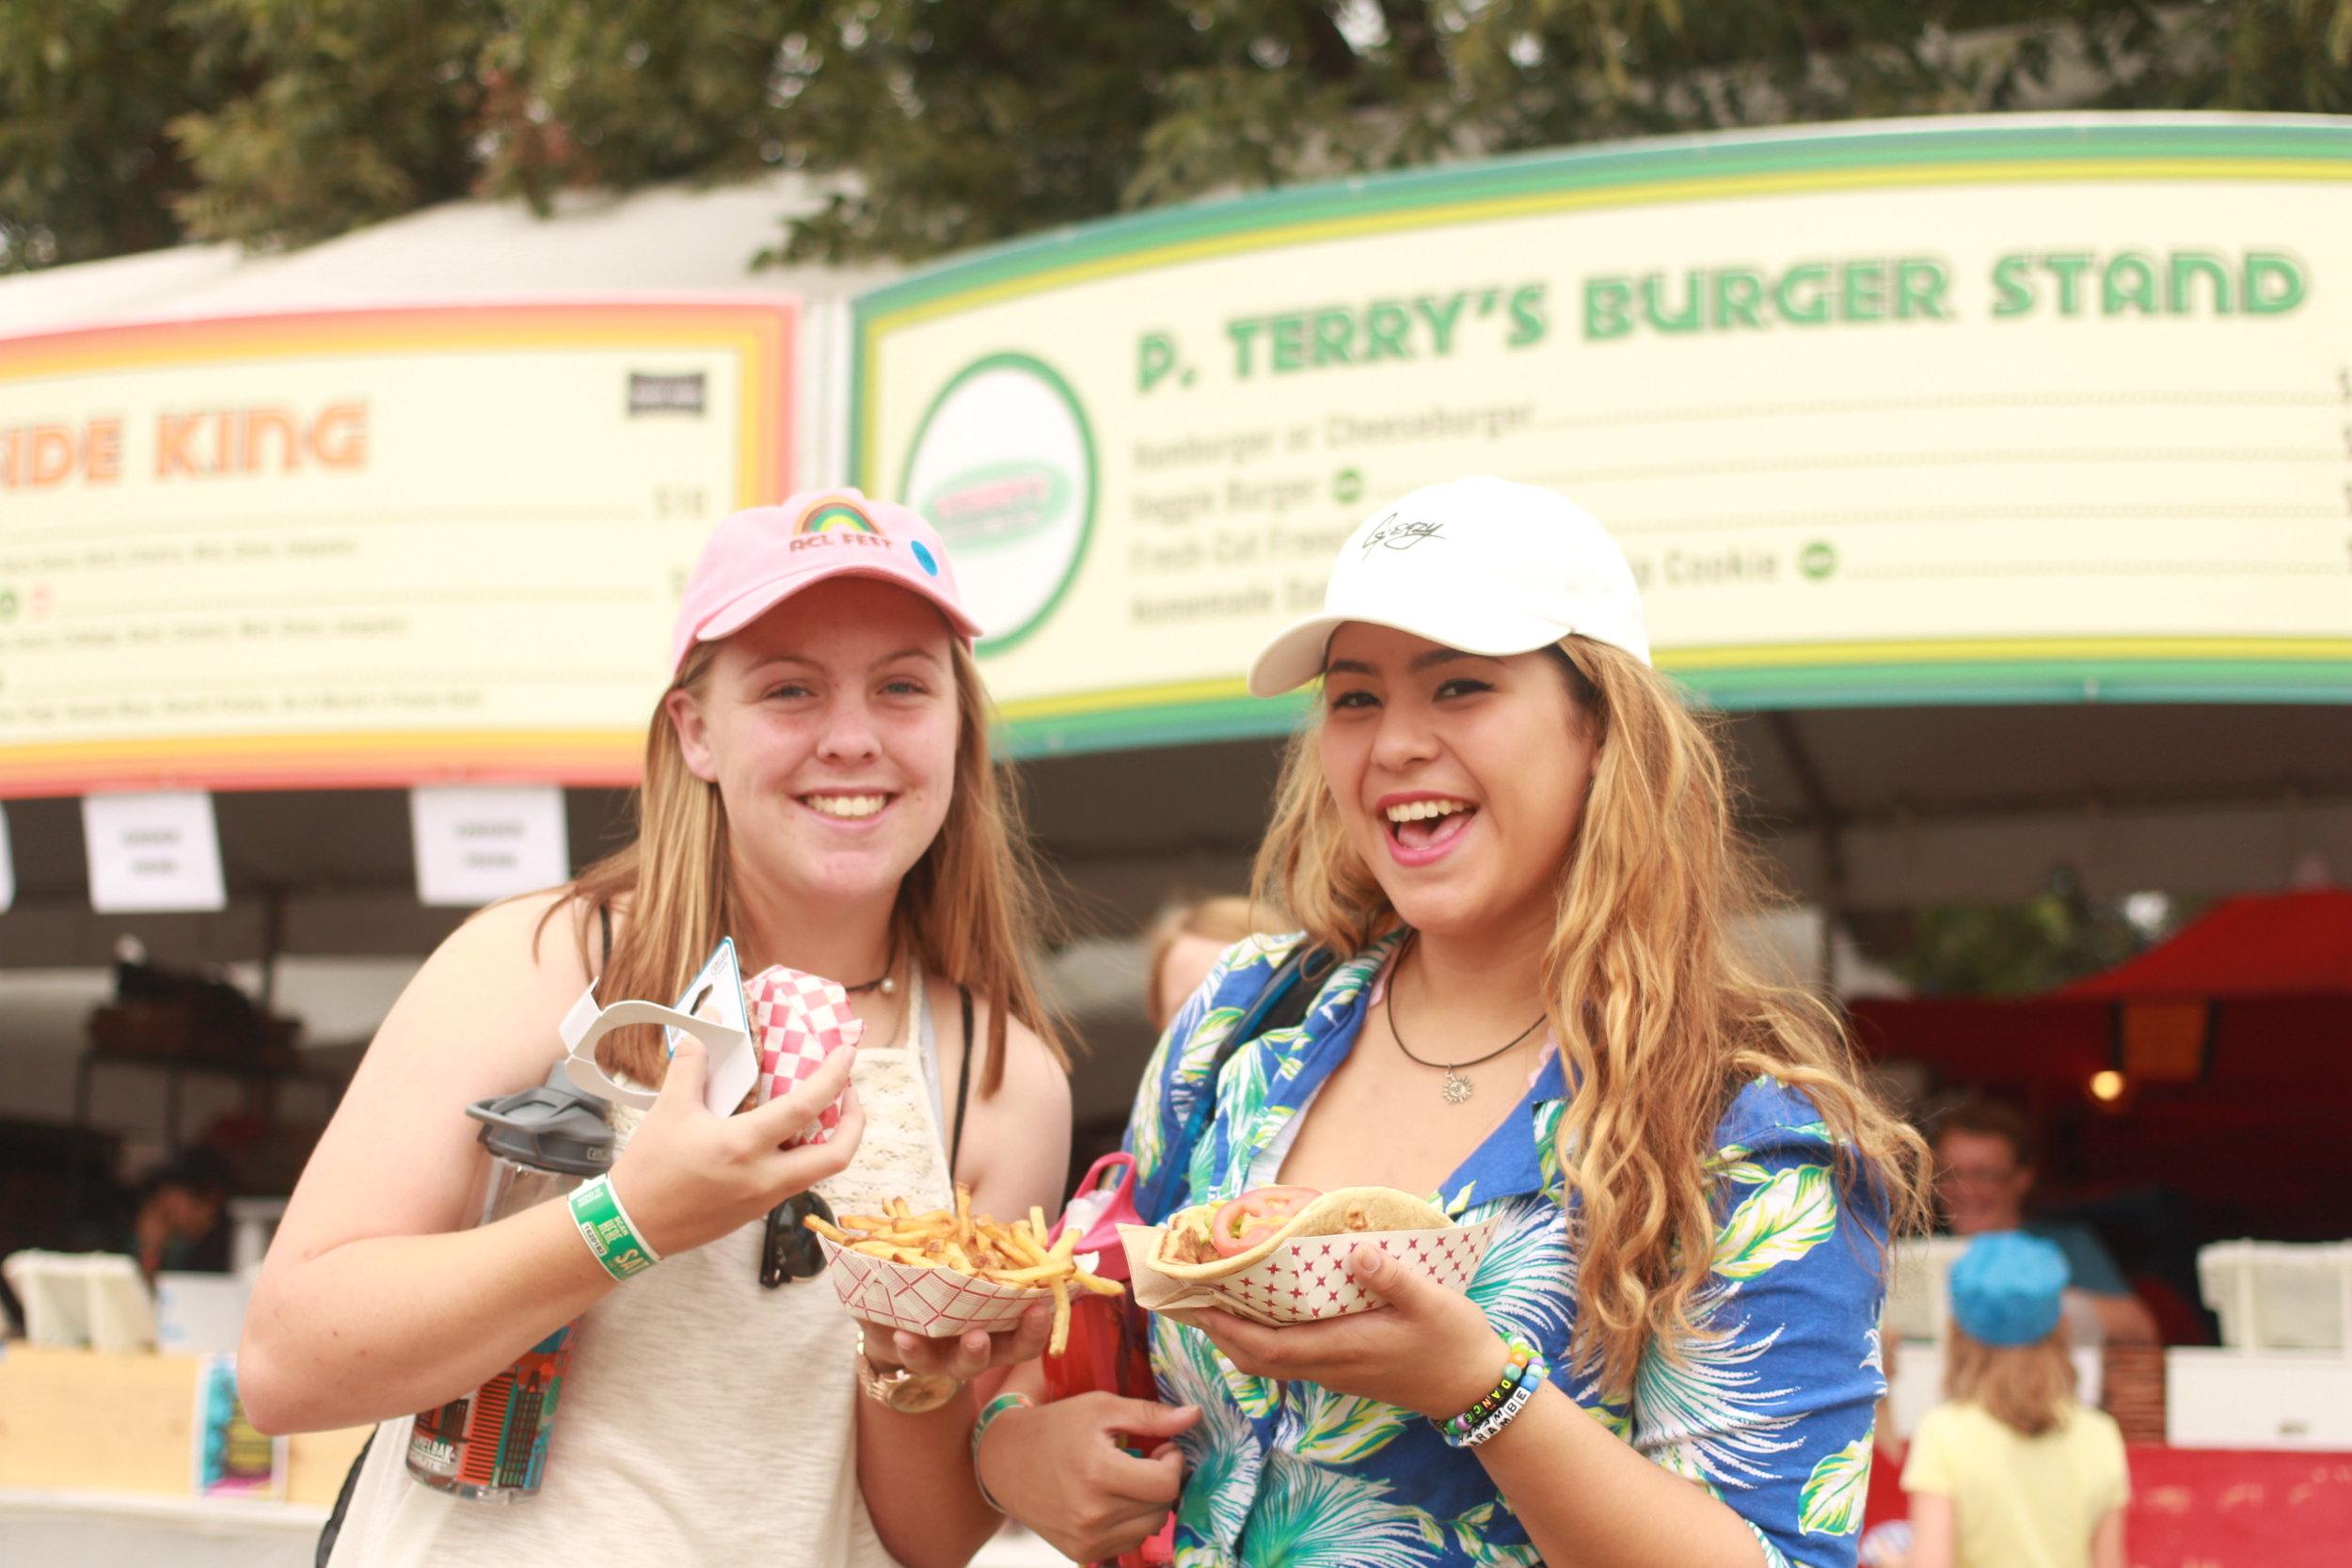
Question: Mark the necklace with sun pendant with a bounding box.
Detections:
[1385,936,1546,1104]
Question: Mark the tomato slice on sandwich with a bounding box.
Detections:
[1207,1186,1324,1258]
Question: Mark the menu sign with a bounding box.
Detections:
[0,301,794,795]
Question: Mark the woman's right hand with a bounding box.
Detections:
[608,1036,866,1257]
[976,1393,1199,1564]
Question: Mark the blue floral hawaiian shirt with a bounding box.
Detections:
[1125,932,1890,1568]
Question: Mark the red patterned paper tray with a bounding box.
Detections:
[818,1235,1083,1338]
[1116,1215,1500,1326]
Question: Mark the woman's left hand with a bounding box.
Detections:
[859,1299,1054,1383]
[1168,1244,1507,1419]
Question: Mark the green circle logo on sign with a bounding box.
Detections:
[901,352,1097,655]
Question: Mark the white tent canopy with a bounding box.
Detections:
[0,173,894,325]
[0,172,897,486]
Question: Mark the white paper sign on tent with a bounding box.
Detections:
[0,803,14,912]
[410,784,569,908]
[82,790,227,913]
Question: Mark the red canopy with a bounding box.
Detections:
[1850,888,2352,1070]
[2061,888,2352,1000]
[1847,888,2349,1238]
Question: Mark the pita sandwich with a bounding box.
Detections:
[1153,1185,1453,1282]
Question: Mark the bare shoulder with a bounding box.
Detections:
[946,988,1071,1212]
[363,887,598,1079]
[268,887,602,1257]
[436,887,597,983]
[971,994,1071,1108]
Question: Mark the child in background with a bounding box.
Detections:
[1141,895,1286,1032]
[1902,1231,2130,1568]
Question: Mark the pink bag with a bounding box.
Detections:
[1045,1153,1173,1568]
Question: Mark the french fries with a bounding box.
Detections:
[804,1182,1122,1354]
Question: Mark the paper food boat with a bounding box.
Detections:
[1117,1214,1501,1326]
[819,1236,1101,1338]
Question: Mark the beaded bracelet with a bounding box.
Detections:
[567,1173,661,1281]
[969,1391,1036,1513]
[1440,1350,1530,1440]
[1436,1332,1541,1442]
[1441,1352,1530,1439]
[1451,1358,1547,1448]
[1439,1354,1552,1457]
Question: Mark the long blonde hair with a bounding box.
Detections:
[1254,635,1930,1390]
[1946,1325,2076,1437]
[548,636,1068,1095]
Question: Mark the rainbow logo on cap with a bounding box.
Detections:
[797,500,881,536]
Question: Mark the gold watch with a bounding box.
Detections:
[854,1329,963,1414]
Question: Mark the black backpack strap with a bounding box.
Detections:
[1228,944,1331,1055]
[316,1429,373,1565]
[949,986,976,1180]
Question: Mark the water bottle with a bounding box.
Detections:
[405,1066,612,1502]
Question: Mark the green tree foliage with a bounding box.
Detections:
[1899,868,2184,997]
[4,0,2347,273]
[0,0,218,269]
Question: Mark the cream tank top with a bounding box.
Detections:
[326,971,959,1568]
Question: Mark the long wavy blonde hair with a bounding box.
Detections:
[1254,635,1930,1391]
[545,636,1068,1095]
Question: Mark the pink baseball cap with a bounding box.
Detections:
[669,489,982,672]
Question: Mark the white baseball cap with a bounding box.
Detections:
[1247,475,1650,696]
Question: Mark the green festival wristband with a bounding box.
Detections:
[970,1391,1035,1513]
[568,1173,662,1281]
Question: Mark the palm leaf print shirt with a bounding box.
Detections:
[1126,933,1891,1568]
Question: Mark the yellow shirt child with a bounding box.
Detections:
[1902,1397,2128,1568]
[1900,1231,2130,1568]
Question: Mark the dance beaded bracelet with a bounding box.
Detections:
[567,1173,662,1281]
[1451,1361,1547,1449]
[1441,1349,1530,1439]
[1437,1332,1541,1442]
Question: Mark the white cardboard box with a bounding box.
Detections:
[2167,1348,2352,1449]
[2198,1239,2351,1352]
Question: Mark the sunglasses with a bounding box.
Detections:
[760,1189,835,1288]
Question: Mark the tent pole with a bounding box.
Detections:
[259,885,286,1012]
[1763,712,1849,992]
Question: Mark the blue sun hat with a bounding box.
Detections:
[1949,1230,2071,1346]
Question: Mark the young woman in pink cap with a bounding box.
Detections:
[980,477,1929,1568]
[246,490,1077,1568]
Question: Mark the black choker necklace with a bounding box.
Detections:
[844,961,897,996]
[1387,935,1545,1105]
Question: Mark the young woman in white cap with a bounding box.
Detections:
[245,490,1074,1568]
[980,476,1928,1568]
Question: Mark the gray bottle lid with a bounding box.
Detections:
[467,1062,614,1176]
